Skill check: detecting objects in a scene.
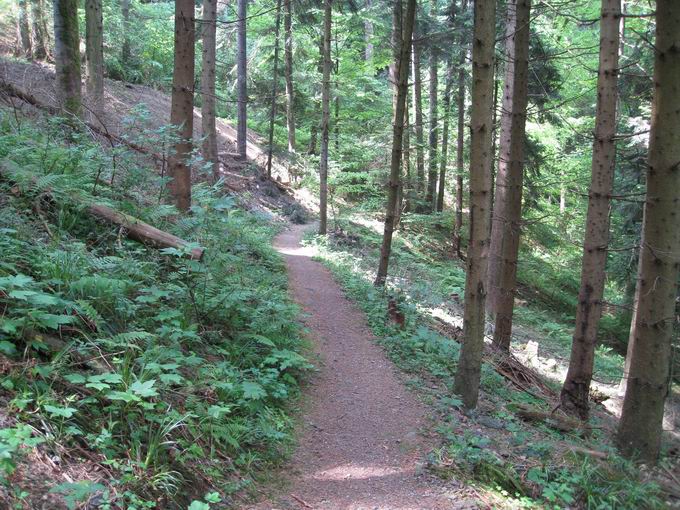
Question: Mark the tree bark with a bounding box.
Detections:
[18,0,32,59]
[452,0,496,409]
[487,0,531,352]
[403,87,412,213]
[53,0,81,118]
[334,32,340,154]
[236,0,248,159]
[436,55,453,212]
[617,0,680,464]
[85,0,104,122]
[168,0,195,212]
[453,0,467,257]
[412,27,425,201]
[374,0,416,286]
[88,204,204,260]
[364,0,374,62]
[201,0,218,180]
[266,0,283,178]
[284,0,296,153]
[318,0,332,235]
[560,0,620,420]
[121,0,131,65]
[30,0,49,60]
[427,11,439,213]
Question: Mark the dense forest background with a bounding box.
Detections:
[0,0,678,508]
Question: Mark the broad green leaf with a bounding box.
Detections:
[44,405,76,419]
[241,381,266,400]
[130,379,158,398]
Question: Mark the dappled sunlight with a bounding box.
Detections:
[310,463,409,481]
[275,244,318,258]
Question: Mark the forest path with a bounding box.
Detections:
[250,223,461,510]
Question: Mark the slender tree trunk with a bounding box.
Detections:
[560,0,621,420]
[617,0,680,464]
[364,0,373,62]
[453,0,467,257]
[427,18,439,213]
[412,31,425,202]
[201,0,218,180]
[53,0,81,117]
[18,0,32,59]
[404,88,412,213]
[436,56,453,212]
[168,0,195,212]
[236,0,248,159]
[284,0,296,153]
[309,27,326,158]
[85,0,104,122]
[318,0,332,235]
[308,124,318,154]
[452,0,496,409]
[121,0,131,65]
[486,0,531,351]
[334,32,340,154]
[266,0,283,177]
[30,0,48,59]
[375,0,416,286]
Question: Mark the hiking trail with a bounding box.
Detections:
[249,223,464,510]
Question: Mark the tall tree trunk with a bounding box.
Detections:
[334,32,340,154]
[427,16,439,213]
[201,0,218,180]
[486,0,531,351]
[236,0,248,159]
[404,88,412,213]
[374,0,416,286]
[364,0,373,62]
[30,0,48,59]
[308,124,318,154]
[412,31,425,202]
[121,0,131,65]
[453,0,467,257]
[560,0,620,420]
[617,0,680,464]
[18,0,32,59]
[53,0,81,117]
[168,0,195,212]
[318,0,332,235]
[436,56,453,212]
[452,0,496,409]
[85,0,104,122]
[266,0,283,178]
[284,0,296,153]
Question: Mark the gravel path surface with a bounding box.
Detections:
[249,223,460,510]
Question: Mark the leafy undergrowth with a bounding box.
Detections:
[0,110,310,509]
[305,216,674,509]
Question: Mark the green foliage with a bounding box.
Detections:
[0,110,309,507]
[526,454,664,509]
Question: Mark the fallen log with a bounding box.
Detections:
[87,203,204,260]
[515,404,586,434]
[0,164,204,260]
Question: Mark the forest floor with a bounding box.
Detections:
[248,223,476,509]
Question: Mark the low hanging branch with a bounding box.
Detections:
[0,79,162,162]
[0,165,204,261]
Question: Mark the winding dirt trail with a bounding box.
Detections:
[251,223,458,510]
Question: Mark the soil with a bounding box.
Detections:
[247,224,468,510]
[0,58,309,219]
